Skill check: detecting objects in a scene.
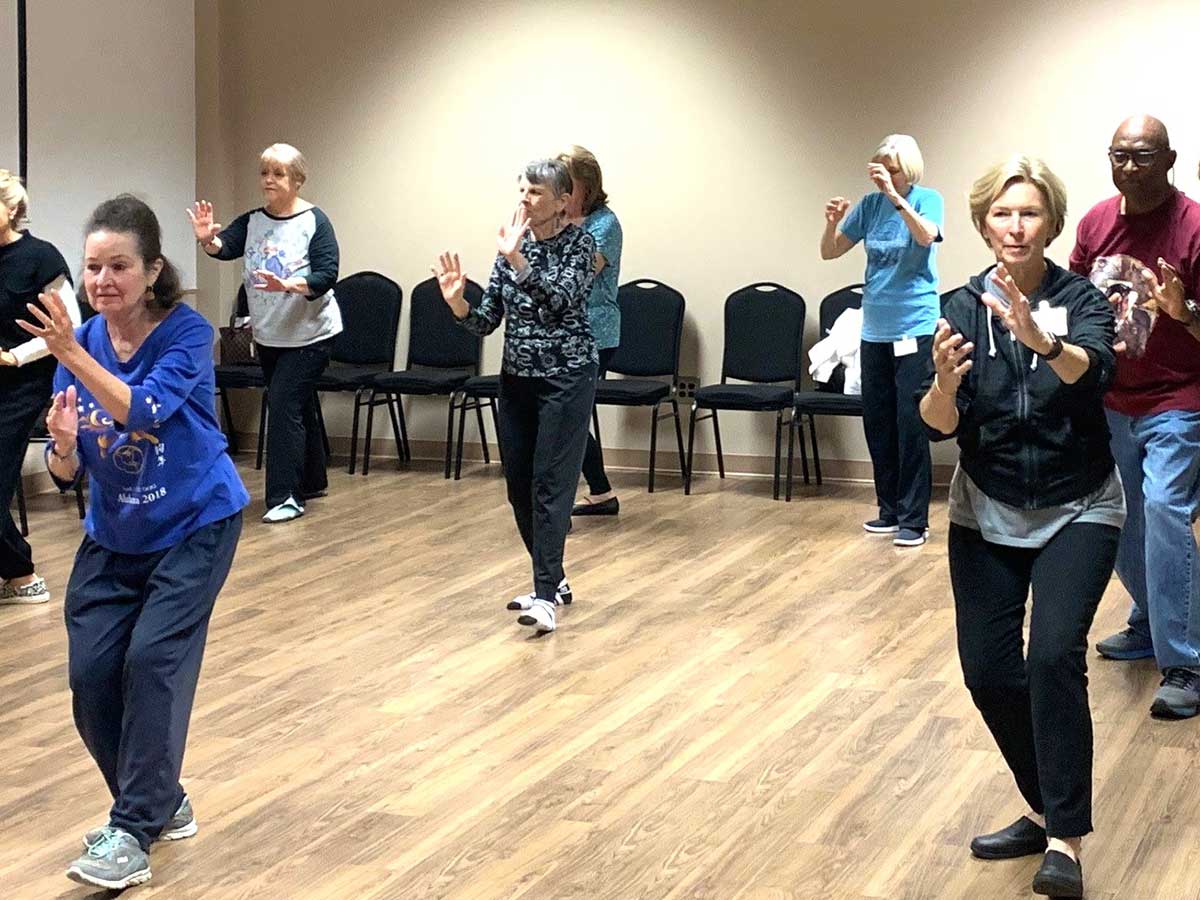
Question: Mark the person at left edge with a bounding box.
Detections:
[19,195,248,891]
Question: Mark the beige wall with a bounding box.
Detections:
[197,0,1200,470]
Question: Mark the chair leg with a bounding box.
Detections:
[773,411,782,501]
[313,392,331,464]
[490,400,504,469]
[712,409,725,478]
[394,397,410,465]
[16,473,28,537]
[795,411,811,486]
[809,414,823,486]
[455,395,470,480]
[443,395,456,479]
[648,402,660,493]
[474,400,490,464]
[685,402,698,495]
[219,388,239,454]
[363,389,378,477]
[75,477,86,519]
[255,391,268,471]
[785,410,795,502]
[671,398,686,480]
[348,388,365,475]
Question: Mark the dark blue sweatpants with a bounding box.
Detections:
[65,511,242,851]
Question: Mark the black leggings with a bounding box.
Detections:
[0,371,52,580]
[580,347,617,495]
[949,521,1119,838]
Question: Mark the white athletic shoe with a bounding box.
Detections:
[505,578,572,611]
[262,496,304,524]
[517,598,557,633]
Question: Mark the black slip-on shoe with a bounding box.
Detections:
[1032,850,1083,898]
[969,816,1048,859]
[571,497,619,516]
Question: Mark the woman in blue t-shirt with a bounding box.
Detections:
[820,134,944,547]
[19,196,248,891]
[559,146,624,517]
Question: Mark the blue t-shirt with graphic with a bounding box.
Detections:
[582,206,623,350]
[54,306,249,554]
[839,185,944,341]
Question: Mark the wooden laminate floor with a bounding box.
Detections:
[2,457,1198,900]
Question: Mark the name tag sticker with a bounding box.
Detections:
[1031,301,1069,336]
[893,337,919,357]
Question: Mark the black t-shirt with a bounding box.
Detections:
[0,232,71,354]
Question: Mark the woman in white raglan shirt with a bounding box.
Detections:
[189,143,341,523]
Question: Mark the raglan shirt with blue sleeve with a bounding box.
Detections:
[215,206,342,347]
[839,185,944,342]
[53,306,250,554]
[582,206,623,350]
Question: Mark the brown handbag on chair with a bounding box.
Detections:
[218,285,256,365]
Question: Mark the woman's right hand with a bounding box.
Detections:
[431,252,468,316]
[931,318,974,394]
[825,197,850,226]
[186,201,223,244]
[46,385,79,452]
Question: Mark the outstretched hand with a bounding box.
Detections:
[431,252,469,319]
[497,206,531,260]
[17,289,81,361]
[931,318,973,393]
[980,264,1050,353]
[46,385,79,450]
[186,201,222,244]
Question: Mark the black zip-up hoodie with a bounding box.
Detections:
[923,259,1116,509]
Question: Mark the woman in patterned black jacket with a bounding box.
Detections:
[433,159,597,634]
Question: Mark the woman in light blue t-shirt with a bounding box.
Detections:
[820,134,944,547]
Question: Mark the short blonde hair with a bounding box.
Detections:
[556,145,608,214]
[969,155,1068,246]
[260,143,308,187]
[0,169,29,229]
[872,134,924,184]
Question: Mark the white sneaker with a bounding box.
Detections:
[0,576,50,604]
[506,578,572,611]
[518,598,556,633]
[262,496,304,524]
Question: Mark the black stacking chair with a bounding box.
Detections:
[791,284,864,486]
[14,421,86,537]
[363,277,483,477]
[592,279,687,492]
[314,272,403,474]
[213,285,265,458]
[452,373,501,480]
[685,282,806,501]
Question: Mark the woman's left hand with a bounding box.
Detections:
[16,290,82,360]
[252,269,291,293]
[980,263,1053,353]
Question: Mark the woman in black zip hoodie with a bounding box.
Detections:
[919,156,1121,900]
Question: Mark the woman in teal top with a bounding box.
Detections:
[560,147,625,517]
[820,134,944,547]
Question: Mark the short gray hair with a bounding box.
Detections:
[872,134,925,184]
[260,143,308,187]
[521,158,572,197]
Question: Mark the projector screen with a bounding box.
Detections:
[24,0,196,288]
[0,1,18,173]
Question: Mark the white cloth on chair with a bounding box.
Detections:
[807,307,862,395]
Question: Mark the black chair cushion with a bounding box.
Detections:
[793,389,864,416]
[215,365,266,389]
[595,378,671,406]
[373,368,470,395]
[461,374,500,398]
[694,383,793,411]
[317,365,385,390]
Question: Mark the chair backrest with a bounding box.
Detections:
[330,271,403,367]
[607,279,686,379]
[407,276,484,370]
[814,283,863,394]
[721,282,806,387]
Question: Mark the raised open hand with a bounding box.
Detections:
[825,197,850,225]
[931,318,974,393]
[431,252,467,307]
[46,385,80,450]
[186,201,222,243]
[496,206,531,259]
[17,289,81,360]
[980,264,1047,352]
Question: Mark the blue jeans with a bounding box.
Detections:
[1106,409,1200,670]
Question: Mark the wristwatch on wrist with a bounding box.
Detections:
[1039,332,1064,361]
[1185,298,1200,325]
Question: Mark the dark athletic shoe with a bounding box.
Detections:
[1150,667,1200,720]
[1095,627,1155,661]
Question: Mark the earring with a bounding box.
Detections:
[143,284,155,301]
